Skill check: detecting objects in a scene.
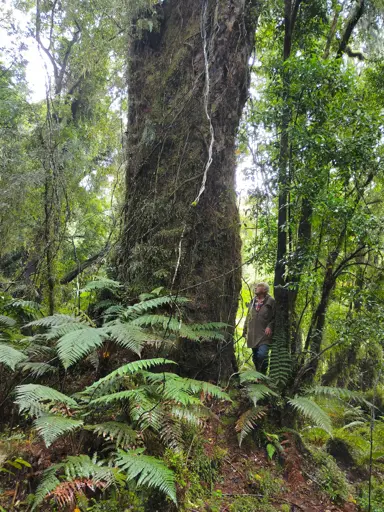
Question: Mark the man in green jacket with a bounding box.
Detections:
[243,282,276,374]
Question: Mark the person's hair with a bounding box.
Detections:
[255,282,269,294]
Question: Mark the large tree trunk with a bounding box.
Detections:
[118,0,258,381]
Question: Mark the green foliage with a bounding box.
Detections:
[0,343,27,370]
[288,397,333,435]
[310,449,351,503]
[34,415,84,447]
[115,449,177,504]
[15,384,77,415]
[235,406,268,446]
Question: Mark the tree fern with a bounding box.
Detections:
[57,326,105,368]
[115,448,177,503]
[86,422,137,448]
[15,384,77,416]
[34,415,84,447]
[0,343,27,370]
[288,396,332,435]
[236,406,268,446]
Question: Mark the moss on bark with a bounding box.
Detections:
[119,0,259,380]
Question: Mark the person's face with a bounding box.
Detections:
[255,286,266,297]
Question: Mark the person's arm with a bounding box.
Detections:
[243,300,252,337]
[266,300,276,333]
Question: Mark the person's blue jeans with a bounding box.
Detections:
[252,344,269,374]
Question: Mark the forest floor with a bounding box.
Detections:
[200,401,358,512]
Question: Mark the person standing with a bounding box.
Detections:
[243,282,276,374]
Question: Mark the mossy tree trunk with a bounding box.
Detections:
[119,0,258,381]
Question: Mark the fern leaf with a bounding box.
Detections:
[116,449,177,503]
[0,343,27,370]
[84,358,176,394]
[288,396,332,435]
[21,361,57,378]
[86,422,137,448]
[122,296,189,319]
[104,321,151,354]
[144,372,230,401]
[34,415,83,447]
[235,406,268,446]
[130,314,181,331]
[15,384,77,416]
[0,315,16,328]
[45,322,87,341]
[190,322,229,331]
[32,455,121,510]
[89,389,142,406]
[26,314,82,328]
[246,384,278,406]
[269,334,291,386]
[239,369,270,384]
[307,386,365,402]
[81,278,122,292]
[32,467,61,510]
[57,326,105,368]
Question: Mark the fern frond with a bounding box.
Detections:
[7,299,41,313]
[269,334,291,386]
[170,405,202,426]
[45,322,87,341]
[288,396,332,435]
[104,321,152,354]
[81,278,122,292]
[130,314,181,331]
[0,343,27,370]
[239,369,270,384]
[144,372,230,402]
[32,467,61,510]
[122,296,189,319]
[84,358,176,394]
[178,326,225,341]
[87,422,137,448]
[57,326,105,368]
[246,384,278,406]
[159,416,183,451]
[15,384,77,416]
[33,455,121,510]
[34,415,83,447]
[307,386,365,402]
[26,314,82,328]
[115,449,177,503]
[21,361,57,378]
[190,322,229,331]
[235,406,268,446]
[89,389,142,406]
[0,315,16,328]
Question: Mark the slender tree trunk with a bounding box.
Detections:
[273,0,296,350]
[118,0,258,381]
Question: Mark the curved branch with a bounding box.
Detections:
[336,0,365,58]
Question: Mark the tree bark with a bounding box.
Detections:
[118,0,258,381]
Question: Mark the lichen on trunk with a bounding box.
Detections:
[118,0,258,380]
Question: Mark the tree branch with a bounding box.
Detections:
[336,0,365,58]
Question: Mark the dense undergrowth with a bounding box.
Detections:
[0,279,383,511]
